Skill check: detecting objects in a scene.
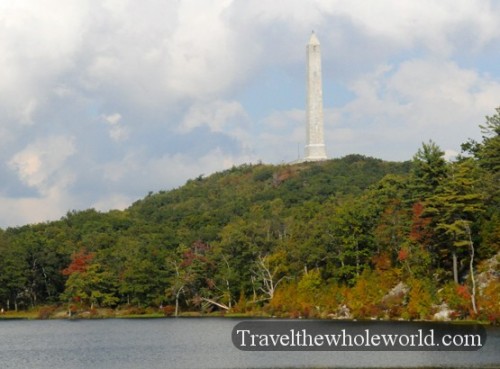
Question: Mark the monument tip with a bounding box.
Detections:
[308,31,320,45]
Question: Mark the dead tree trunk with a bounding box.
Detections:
[452,251,459,284]
[175,287,184,317]
[254,254,286,301]
[464,222,477,315]
[201,297,229,311]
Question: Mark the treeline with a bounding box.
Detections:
[0,108,498,322]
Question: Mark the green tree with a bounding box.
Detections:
[410,140,448,201]
[307,195,378,284]
[212,217,262,299]
[475,108,500,259]
[61,249,119,310]
[0,233,28,311]
[116,239,168,307]
[477,107,500,175]
[426,159,485,283]
[165,241,215,314]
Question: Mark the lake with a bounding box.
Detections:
[0,318,498,368]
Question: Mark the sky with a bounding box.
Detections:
[1,0,500,227]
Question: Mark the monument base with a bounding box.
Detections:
[304,144,327,161]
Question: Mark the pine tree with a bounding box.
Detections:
[426,159,485,283]
[410,140,448,201]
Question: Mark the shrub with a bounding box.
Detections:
[439,282,471,319]
[269,282,299,315]
[37,306,57,319]
[406,278,434,320]
[162,305,176,316]
[346,270,385,319]
[477,280,500,324]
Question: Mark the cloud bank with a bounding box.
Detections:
[1,0,499,226]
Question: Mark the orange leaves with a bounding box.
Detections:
[372,252,392,270]
[456,284,471,300]
[439,282,472,319]
[397,248,409,262]
[61,249,95,276]
[477,280,500,324]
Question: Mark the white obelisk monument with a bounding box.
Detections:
[304,31,327,161]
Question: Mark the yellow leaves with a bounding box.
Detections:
[345,269,398,319]
[406,278,434,320]
[477,280,500,324]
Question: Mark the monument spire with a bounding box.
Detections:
[304,31,327,161]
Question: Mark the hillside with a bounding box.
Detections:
[0,142,498,321]
[128,154,411,245]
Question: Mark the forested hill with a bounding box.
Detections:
[128,155,410,245]
[1,155,407,310]
[0,108,499,322]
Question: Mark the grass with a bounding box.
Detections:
[0,310,39,320]
[0,307,493,324]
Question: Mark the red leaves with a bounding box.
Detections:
[409,202,432,245]
[180,240,210,267]
[62,249,95,276]
[456,284,471,300]
[397,248,409,261]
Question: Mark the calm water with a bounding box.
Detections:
[0,318,498,369]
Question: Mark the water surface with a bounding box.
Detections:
[0,318,498,369]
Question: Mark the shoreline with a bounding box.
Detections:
[0,309,493,325]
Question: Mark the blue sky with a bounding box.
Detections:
[1,0,500,227]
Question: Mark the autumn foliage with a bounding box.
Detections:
[0,107,498,322]
[62,249,95,276]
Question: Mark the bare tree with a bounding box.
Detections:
[464,221,478,315]
[169,260,185,317]
[253,254,287,301]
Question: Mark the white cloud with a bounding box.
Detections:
[102,113,129,142]
[0,0,87,125]
[79,0,248,107]
[180,100,249,137]
[251,109,305,162]
[0,190,73,227]
[444,149,459,162]
[330,58,500,159]
[104,113,122,126]
[8,135,76,193]
[263,109,305,131]
[91,194,134,214]
[145,148,252,188]
[90,147,255,212]
[330,0,500,54]
[165,0,239,97]
[0,0,499,227]
[2,135,78,227]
